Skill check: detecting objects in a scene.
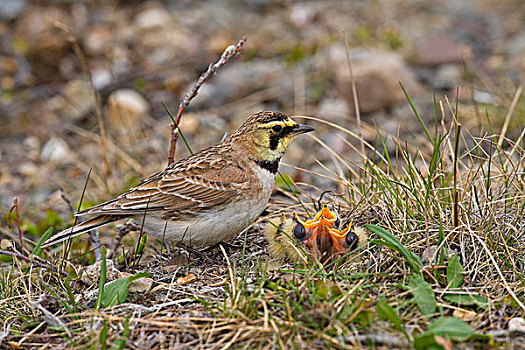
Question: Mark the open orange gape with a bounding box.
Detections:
[291,205,361,263]
[264,204,367,266]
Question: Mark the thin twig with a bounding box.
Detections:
[176,243,218,264]
[90,229,102,262]
[107,220,134,259]
[8,198,24,251]
[338,334,409,347]
[162,102,193,155]
[0,249,67,276]
[167,36,247,165]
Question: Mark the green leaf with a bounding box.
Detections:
[446,254,464,288]
[444,293,488,309]
[426,317,474,341]
[313,280,342,301]
[408,274,436,316]
[102,271,151,307]
[314,280,329,300]
[367,225,422,274]
[33,227,54,256]
[95,247,107,311]
[413,333,447,350]
[353,309,374,326]
[414,317,477,349]
[376,298,405,333]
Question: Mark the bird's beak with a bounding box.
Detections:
[292,124,315,135]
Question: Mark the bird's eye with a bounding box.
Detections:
[293,222,306,240]
[272,125,283,133]
[345,232,358,251]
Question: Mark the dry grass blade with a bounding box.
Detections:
[497,85,522,147]
[343,31,365,157]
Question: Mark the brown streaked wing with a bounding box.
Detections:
[81,165,249,215]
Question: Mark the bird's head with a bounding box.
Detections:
[230,111,314,162]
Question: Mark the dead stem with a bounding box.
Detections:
[167,36,247,165]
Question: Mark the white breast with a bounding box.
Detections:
[137,167,276,247]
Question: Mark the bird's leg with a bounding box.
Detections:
[108,220,139,259]
[176,243,220,264]
[89,229,102,261]
[218,241,245,250]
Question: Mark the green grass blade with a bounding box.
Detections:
[162,101,194,155]
[366,224,422,274]
[399,81,432,142]
[33,227,53,256]
[95,246,107,311]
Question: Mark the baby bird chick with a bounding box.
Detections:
[264,205,367,265]
[264,214,309,265]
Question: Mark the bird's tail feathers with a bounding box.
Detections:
[42,215,119,248]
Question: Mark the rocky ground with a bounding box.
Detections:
[1,0,524,224]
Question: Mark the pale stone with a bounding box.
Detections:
[41,137,71,163]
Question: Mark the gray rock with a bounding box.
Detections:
[134,6,171,30]
[506,32,525,58]
[508,317,525,333]
[127,276,154,293]
[432,64,463,90]
[416,33,463,67]
[60,79,95,120]
[420,245,457,265]
[91,69,112,90]
[190,60,291,108]
[107,89,149,138]
[330,46,422,114]
[83,25,112,56]
[290,3,316,28]
[41,137,71,163]
[0,0,26,21]
[81,259,120,285]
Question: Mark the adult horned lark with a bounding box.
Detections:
[43,111,314,248]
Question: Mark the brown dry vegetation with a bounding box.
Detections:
[1,1,525,349]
